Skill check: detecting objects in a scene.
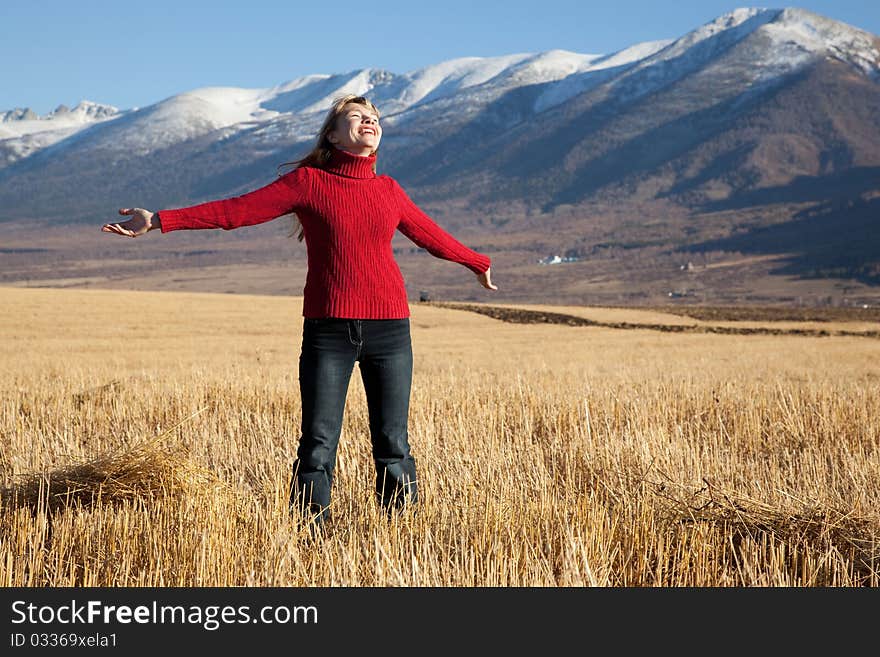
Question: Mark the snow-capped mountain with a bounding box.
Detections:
[382,5,880,206]
[0,100,120,164]
[0,47,663,167]
[0,6,877,225]
[1,100,119,133]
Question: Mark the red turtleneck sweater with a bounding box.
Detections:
[157,148,491,319]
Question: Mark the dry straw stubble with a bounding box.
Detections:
[1,287,878,586]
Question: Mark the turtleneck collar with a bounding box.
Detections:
[325,147,377,179]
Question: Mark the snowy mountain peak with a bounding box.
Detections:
[760,7,880,74]
[596,6,879,107]
[58,100,119,120]
[262,68,399,116]
[647,7,780,64]
[2,100,119,124]
[1,107,40,123]
[711,7,777,31]
[0,99,122,162]
[503,50,604,85]
[391,54,533,108]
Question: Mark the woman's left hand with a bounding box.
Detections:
[477,267,498,290]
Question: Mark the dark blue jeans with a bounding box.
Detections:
[290,317,418,523]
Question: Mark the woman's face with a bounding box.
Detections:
[327,103,382,156]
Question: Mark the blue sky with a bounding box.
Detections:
[4,1,878,115]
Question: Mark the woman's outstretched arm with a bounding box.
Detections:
[101,167,311,237]
[392,179,498,290]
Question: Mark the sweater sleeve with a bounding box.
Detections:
[157,167,310,233]
[392,179,491,275]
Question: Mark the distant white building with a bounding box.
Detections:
[538,254,580,265]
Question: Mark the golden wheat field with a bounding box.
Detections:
[1,286,878,587]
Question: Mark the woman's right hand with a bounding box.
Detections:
[101,208,158,237]
[477,266,498,291]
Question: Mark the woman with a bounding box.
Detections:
[101,94,498,526]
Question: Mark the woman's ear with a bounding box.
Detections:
[327,132,338,144]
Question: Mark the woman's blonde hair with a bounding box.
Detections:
[277,95,381,241]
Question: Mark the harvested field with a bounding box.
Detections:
[1,287,878,587]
